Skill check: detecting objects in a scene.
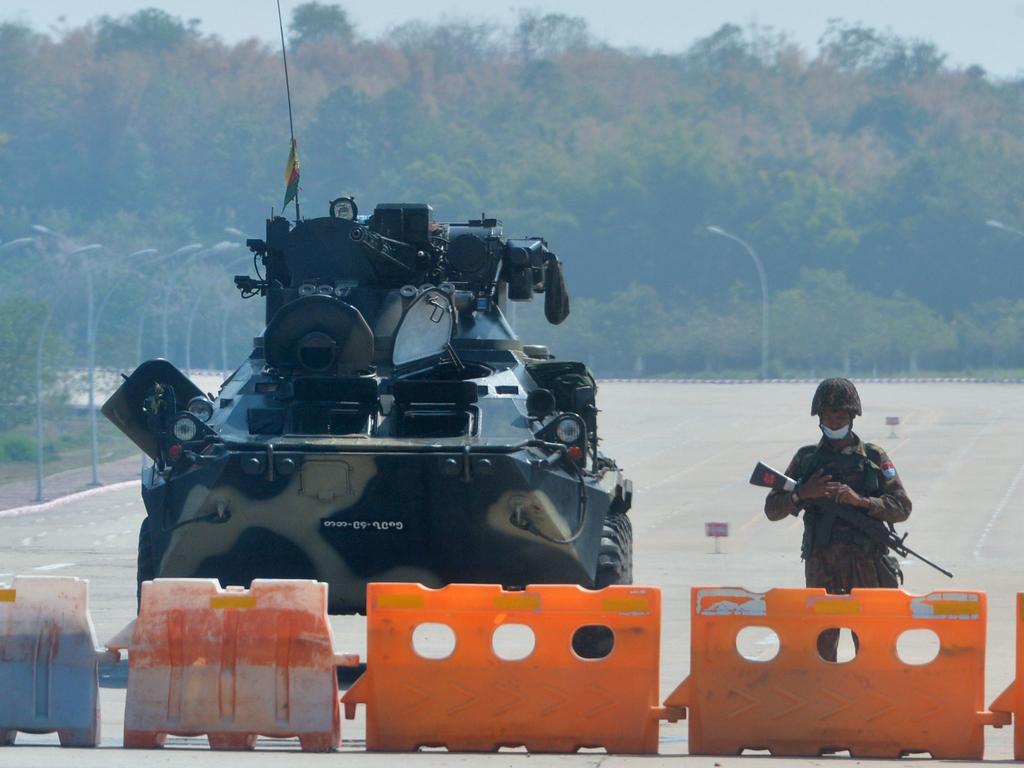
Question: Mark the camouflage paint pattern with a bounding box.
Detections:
[143,446,621,614]
[105,205,634,615]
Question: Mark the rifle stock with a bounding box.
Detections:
[749,461,797,492]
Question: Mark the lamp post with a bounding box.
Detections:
[185,243,242,375]
[159,243,204,358]
[72,244,104,486]
[184,289,206,377]
[32,228,106,485]
[707,225,769,380]
[34,308,54,501]
[1,233,49,501]
[26,230,160,492]
[218,253,255,375]
[159,242,244,365]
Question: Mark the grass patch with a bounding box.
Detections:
[0,411,138,484]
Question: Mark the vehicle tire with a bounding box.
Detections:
[594,512,633,588]
[137,517,155,612]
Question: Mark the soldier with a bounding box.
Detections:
[764,377,911,661]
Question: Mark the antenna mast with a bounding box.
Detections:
[277,0,300,221]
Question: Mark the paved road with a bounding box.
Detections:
[2,382,1021,766]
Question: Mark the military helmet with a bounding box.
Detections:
[811,377,862,416]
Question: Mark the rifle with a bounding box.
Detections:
[750,461,953,579]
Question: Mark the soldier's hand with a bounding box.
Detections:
[797,469,831,499]
[825,482,871,508]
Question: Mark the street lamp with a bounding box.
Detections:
[0,237,36,253]
[986,219,1024,239]
[218,253,256,375]
[159,243,204,358]
[69,244,104,486]
[184,289,206,377]
[183,246,244,375]
[707,225,769,380]
[23,234,101,496]
[33,229,105,480]
[25,230,157,494]
[224,226,253,240]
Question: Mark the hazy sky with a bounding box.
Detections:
[6,1,1024,77]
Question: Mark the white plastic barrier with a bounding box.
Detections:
[0,576,116,747]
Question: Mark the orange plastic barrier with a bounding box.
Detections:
[990,592,1024,758]
[107,579,357,751]
[343,583,667,753]
[665,587,1002,759]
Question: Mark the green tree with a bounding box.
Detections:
[0,299,63,431]
[513,12,589,63]
[289,2,354,49]
[96,8,196,55]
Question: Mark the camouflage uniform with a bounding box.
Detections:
[764,434,912,660]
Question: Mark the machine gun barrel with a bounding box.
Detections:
[750,461,953,579]
[349,224,416,272]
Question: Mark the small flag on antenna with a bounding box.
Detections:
[283,138,300,209]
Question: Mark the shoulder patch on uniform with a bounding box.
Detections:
[882,461,897,479]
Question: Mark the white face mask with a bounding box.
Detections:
[820,423,851,440]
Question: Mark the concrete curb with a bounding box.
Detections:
[0,480,138,519]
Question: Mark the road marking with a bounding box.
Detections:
[738,511,764,534]
[914,419,995,510]
[639,417,802,493]
[33,563,75,571]
[974,459,1024,558]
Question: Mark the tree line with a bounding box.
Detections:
[518,269,1024,377]
[3,4,1024,385]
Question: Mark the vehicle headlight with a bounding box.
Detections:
[187,396,214,423]
[554,416,582,444]
[172,416,198,442]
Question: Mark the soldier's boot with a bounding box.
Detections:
[817,627,840,662]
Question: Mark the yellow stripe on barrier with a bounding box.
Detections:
[0,589,15,603]
[209,595,257,610]
[813,599,862,615]
[346,583,662,754]
[603,597,650,614]
[493,594,540,611]
[378,594,424,610]
[671,587,990,760]
[931,601,980,617]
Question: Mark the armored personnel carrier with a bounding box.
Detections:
[103,199,634,613]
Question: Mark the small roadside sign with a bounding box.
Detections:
[705,522,729,537]
[886,415,900,437]
[705,522,729,553]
